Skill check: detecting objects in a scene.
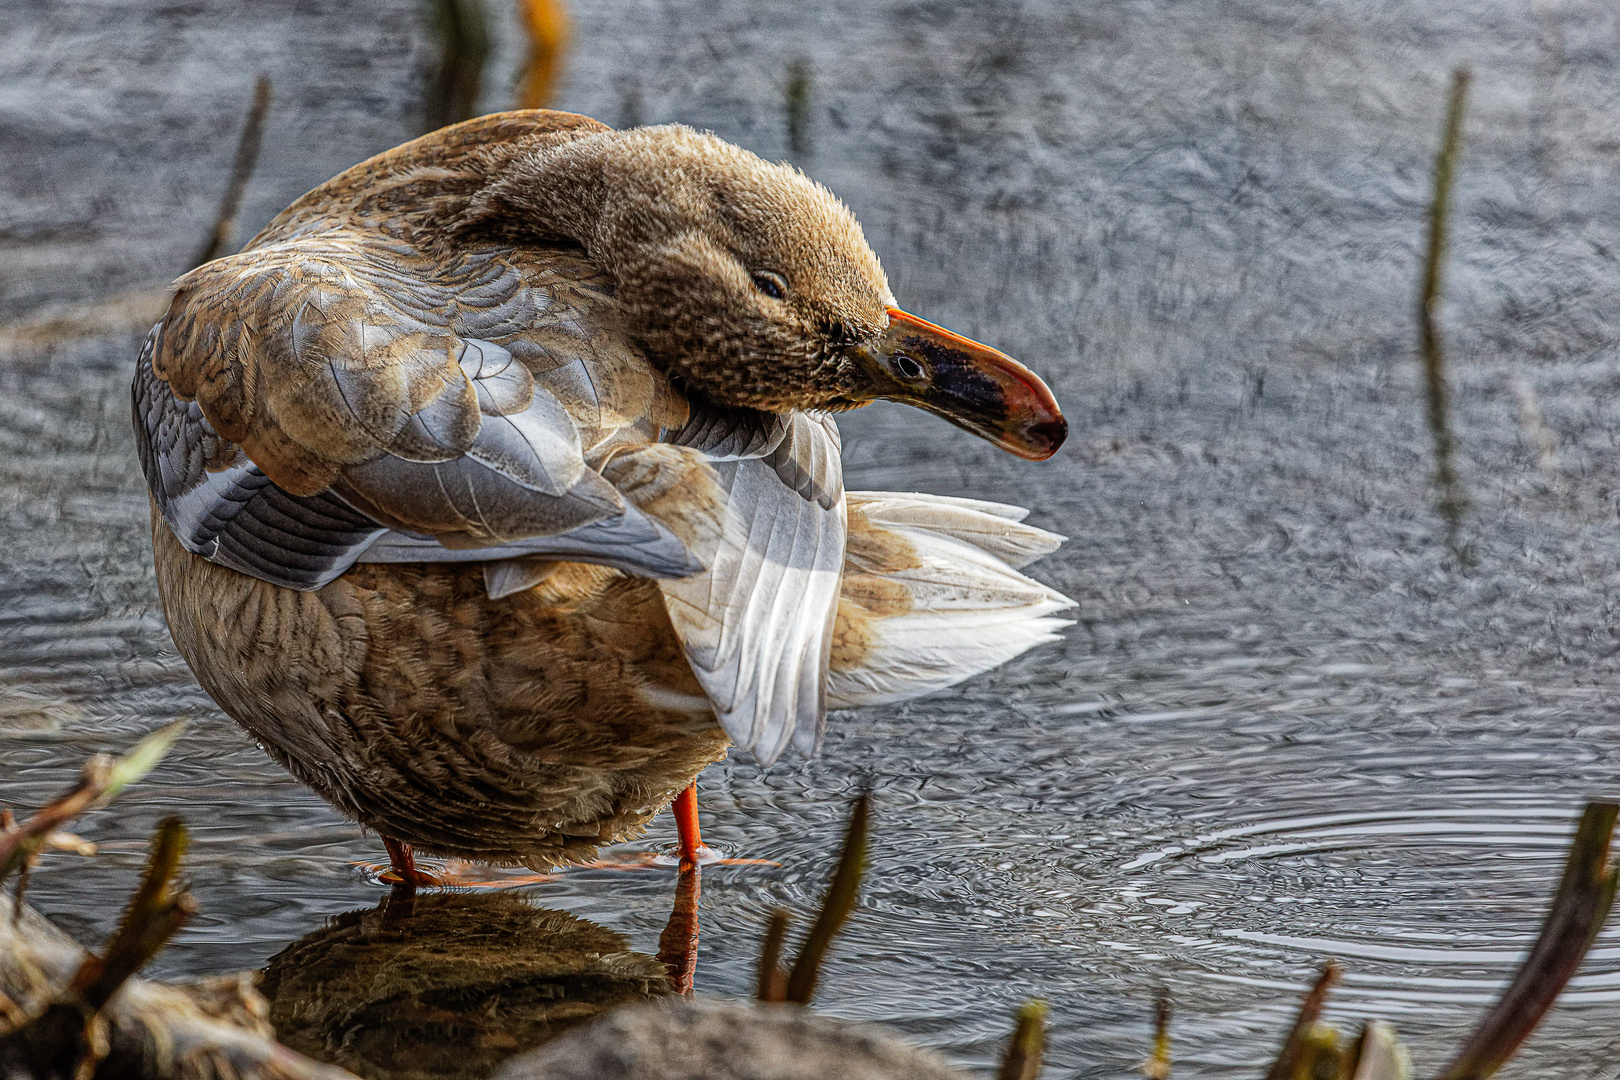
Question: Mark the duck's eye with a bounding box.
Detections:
[891,352,927,381]
[750,271,788,300]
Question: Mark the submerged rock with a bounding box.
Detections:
[493,997,965,1080]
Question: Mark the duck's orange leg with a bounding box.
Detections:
[364,786,754,890]
[656,784,706,994]
[672,783,706,866]
[656,859,701,994]
[649,782,770,867]
[380,836,445,891]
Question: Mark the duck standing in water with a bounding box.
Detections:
[134,110,1073,893]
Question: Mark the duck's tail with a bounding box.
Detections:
[827,491,1075,710]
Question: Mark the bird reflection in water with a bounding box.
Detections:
[258,879,704,1079]
[352,822,737,995]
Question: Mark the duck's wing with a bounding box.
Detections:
[135,234,714,590]
[136,232,848,764]
[658,408,847,765]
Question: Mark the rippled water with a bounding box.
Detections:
[6,0,1620,1076]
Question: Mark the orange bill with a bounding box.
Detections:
[845,308,1066,461]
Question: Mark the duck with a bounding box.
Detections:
[132,109,1074,888]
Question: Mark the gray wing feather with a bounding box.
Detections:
[134,328,388,590]
[134,239,699,588]
[669,408,788,462]
[136,315,696,589]
[138,236,852,757]
[465,394,585,495]
[357,506,704,580]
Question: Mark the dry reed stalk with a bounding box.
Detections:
[1418,68,1472,561]
[191,75,273,270]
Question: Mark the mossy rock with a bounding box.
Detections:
[494,997,966,1080]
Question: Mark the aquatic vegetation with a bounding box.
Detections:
[0,719,184,889]
[2,743,1614,1079]
[784,57,813,157]
[1418,68,1471,562]
[515,0,570,111]
[0,72,272,357]
[1138,993,1171,1079]
[428,0,574,127]
[757,793,869,1005]
[424,0,490,132]
[1433,801,1619,1078]
[0,723,350,1080]
[190,76,273,270]
[995,1000,1046,1080]
[1143,801,1619,1080]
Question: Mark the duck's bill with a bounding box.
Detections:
[844,308,1067,461]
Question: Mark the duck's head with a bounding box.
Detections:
[470,124,1066,461]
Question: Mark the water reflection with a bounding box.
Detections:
[259,891,673,1080]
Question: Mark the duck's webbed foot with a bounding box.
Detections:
[379,836,448,892]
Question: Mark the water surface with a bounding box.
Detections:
[5,0,1620,1075]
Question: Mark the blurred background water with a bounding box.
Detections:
[5,0,1620,1075]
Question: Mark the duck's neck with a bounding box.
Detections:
[460,127,769,397]
[457,128,650,258]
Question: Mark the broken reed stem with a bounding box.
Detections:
[0,758,111,885]
[1347,1021,1408,1080]
[784,57,812,157]
[2,721,187,889]
[11,860,29,923]
[1138,992,1172,1079]
[1262,963,1342,1080]
[1435,800,1619,1080]
[1419,67,1471,560]
[515,0,570,110]
[996,1000,1047,1080]
[8,818,197,1080]
[190,75,273,270]
[71,817,194,1011]
[784,793,869,1005]
[426,0,490,133]
[756,907,791,1003]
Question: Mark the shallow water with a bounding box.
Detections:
[6,0,1620,1075]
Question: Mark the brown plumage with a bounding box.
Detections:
[152,518,727,864]
[136,110,1072,870]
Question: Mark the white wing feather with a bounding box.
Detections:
[828,491,1074,709]
[658,413,846,764]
